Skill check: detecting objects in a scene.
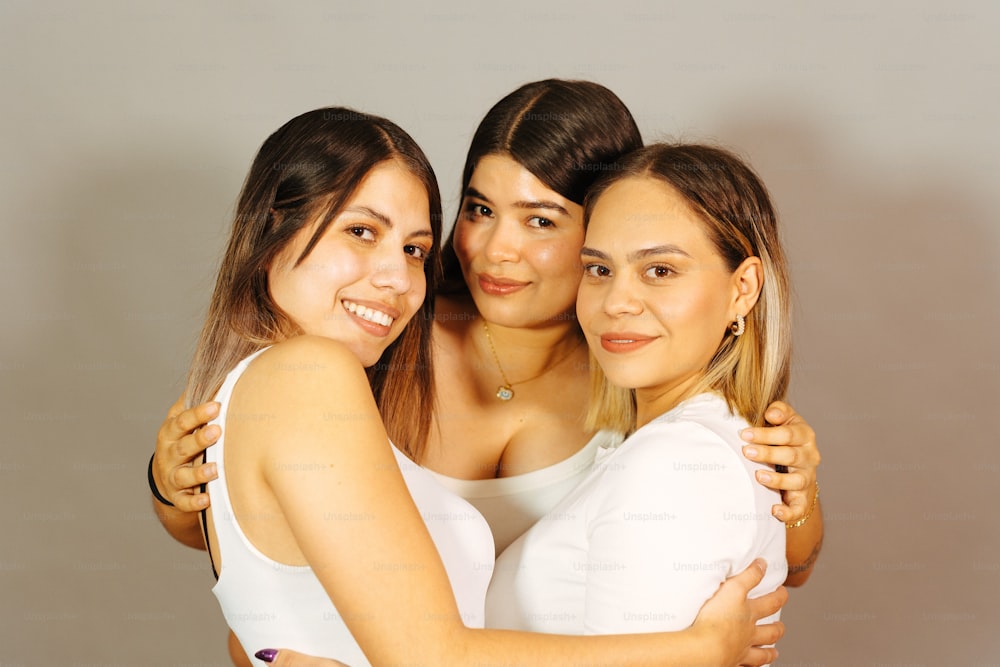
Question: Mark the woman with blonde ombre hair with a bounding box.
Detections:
[487,143,805,648]
[583,143,792,434]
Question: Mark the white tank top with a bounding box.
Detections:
[427,430,622,555]
[205,349,495,666]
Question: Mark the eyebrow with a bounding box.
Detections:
[345,206,392,226]
[344,206,433,239]
[580,244,693,262]
[465,187,570,217]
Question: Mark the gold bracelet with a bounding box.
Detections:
[785,482,820,529]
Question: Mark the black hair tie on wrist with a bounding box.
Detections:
[148,452,175,507]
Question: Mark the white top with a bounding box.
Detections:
[486,393,786,635]
[428,430,620,555]
[206,350,495,666]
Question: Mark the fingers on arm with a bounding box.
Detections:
[164,464,216,512]
[742,422,817,457]
[742,408,820,503]
[152,398,221,510]
[731,558,767,591]
[754,467,810,492]
[748,584,787,620]
[740,643,781,667]
[165,401,221,451]
[741,585,786,666]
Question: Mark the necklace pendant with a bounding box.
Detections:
[496,385,514,401]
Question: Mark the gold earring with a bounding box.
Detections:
[730,314,745,337]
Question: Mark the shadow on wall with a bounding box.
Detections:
[711,108,1000,662]
[2,134,237,663]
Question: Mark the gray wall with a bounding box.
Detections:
[2,1,997,664]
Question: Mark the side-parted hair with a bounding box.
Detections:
[440,79,643,291]
[584,143,791,432]
[185,107,442,461]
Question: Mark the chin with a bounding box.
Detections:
[593,362,647,391]
[359,349,389,368]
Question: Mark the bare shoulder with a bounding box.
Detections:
[256,334,365,369]
[236,336,373,412]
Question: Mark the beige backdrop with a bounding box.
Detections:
[2,1,997,664]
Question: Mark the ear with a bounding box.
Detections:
[730,256,763,317]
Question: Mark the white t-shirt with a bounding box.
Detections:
[485,392,786,634]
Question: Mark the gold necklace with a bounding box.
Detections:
[481,319,583,401]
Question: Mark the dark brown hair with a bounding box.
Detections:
[584,143,791,430]
[440,79,643,291]
[185,107,442,460]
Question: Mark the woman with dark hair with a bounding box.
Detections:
[172,106,785,667]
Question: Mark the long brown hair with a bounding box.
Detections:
[439,79,643,292]
[584,143,791,431]
[185,107,442,460]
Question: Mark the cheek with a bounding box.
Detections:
[532,240,583,281]
[665,286,731,349]
[452,221,480,267]
[266,261,299,314]
[408,269,428,309]
[575,283,601,328]
[304,254,359,291]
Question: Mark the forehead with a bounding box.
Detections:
[470,154,556,197]
[586,177,714,251]
[347,160,431,224]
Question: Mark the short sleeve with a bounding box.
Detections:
[582,420,759,633]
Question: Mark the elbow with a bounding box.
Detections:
[783,567,814,587]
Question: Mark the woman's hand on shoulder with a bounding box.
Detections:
[740,401,820,523]
[152,395,221,512]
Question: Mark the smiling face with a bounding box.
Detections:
[267,159,433,366]
[452,154,585,328]
[577,175,761,416]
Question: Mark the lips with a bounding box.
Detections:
[342,299,398,334]
[477,273,529,296]
[598,332,656,353]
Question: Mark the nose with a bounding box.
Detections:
[370,250,413,294]
[602,274,642,317]
[482,219,520,264]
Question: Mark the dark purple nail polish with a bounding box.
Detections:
[255,648,278,663]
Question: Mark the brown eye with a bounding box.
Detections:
[405,244,429,262]
[583,264,611,278]
[527,216,555,229]
[644,265,674,279]
[464,203,492,219]
[348,225,376,241]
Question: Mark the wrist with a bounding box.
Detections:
[147,452,174,507]
[686,619,735,667]
[786,482,819,529]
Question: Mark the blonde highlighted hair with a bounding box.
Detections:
[583,143,791,433]
[185,107,442,461]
